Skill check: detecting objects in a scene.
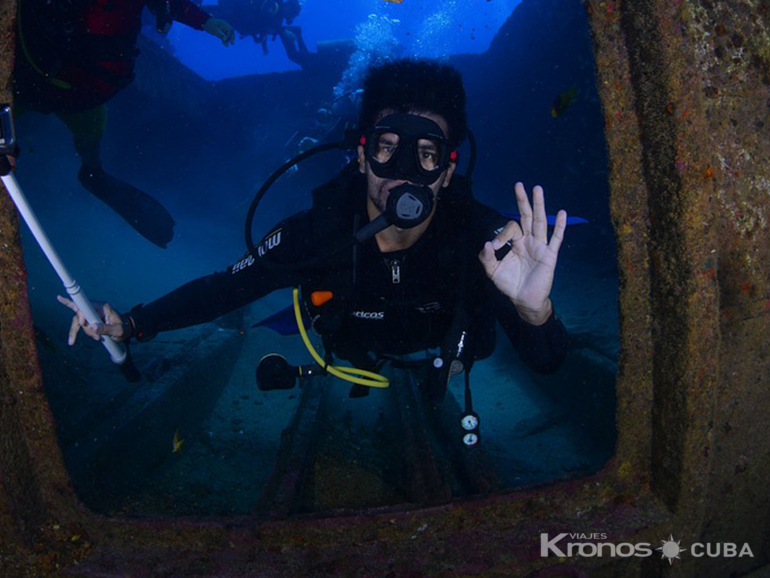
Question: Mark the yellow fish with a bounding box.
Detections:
[551,87,578,118]
[172,429,184,453]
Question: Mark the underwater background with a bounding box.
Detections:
[15,0,618,516]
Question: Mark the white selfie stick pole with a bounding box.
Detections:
[0,105,139,381]
[1,172,129,363]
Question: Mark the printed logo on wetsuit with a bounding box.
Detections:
[231,229,282,273]
[352,311,385,320]
[257,229,282,257]
[232,254,255,273]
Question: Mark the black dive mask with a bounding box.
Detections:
[362,113,455,186]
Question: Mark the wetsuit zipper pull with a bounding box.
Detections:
[388,258,401,284]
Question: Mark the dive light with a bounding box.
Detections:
[0,105,16,155]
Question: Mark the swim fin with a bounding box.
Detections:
[78,165,175,248]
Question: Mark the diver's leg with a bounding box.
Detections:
[287,26,308,55]
[57,106,176,248]
[58,105,105,168]
[279,29,305,65]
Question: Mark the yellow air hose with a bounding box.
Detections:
[293,287,390,388]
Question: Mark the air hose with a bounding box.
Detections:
[292,288,389,388]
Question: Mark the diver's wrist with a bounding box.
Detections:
[515,299,553,326]
[120,314,136,341]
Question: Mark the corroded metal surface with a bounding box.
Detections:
[588,0,657,498]
[669,2,770,577]
[595,1,770,577]
[0,0,91,573]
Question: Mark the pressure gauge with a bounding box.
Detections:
[462,432,479,447]
[460,412,479,431]
[460,411,480,447]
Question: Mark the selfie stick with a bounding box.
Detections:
[0,105,140,382]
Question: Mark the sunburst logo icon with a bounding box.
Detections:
[657,535,687,565]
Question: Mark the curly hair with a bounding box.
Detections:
[358,59,468,148]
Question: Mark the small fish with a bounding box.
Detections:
[551,87,579,118]
[383,0,404,3]
[172,429,184,453]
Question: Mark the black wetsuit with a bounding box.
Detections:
[128,166,568,375]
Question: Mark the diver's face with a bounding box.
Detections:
[357,111,456,217]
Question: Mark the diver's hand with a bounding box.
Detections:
[57,296,127,345]
[479,182,566,326]
[204,17,235,46]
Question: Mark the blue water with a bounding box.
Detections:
[15,0,617,516]
[160,0,522,79]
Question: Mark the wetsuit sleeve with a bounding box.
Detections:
[127,211,315,340]
[168,0,212,30]
[488,285,568,374]
[473,202,569,374]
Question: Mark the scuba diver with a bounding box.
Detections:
[59,58,569,411]
[13,0,235,248]
[286,88,362,156]
[210,0,313,66]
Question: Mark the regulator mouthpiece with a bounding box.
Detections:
[354,182,434,243]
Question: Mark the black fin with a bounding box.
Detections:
[79,165,175,248]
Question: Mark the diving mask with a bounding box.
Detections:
[362,113,456,186]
